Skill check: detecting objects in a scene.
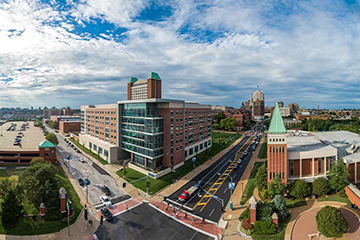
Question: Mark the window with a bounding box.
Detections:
[93,144,97,151]
[318,157,322,173]
[290,161,294,176]
[104,150,109,159]
[89,142,92,149]
[99,147,103,155]
[195,146,198,153]
[189,148,193,155]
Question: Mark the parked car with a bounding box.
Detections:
[78,178,85,186]
[80,158,87,163]
[101,207,113,221]
[103,185,111,196]
[77,149,81,153]
[234,164,239,170]
[100,195,112,208]
[238,159,243,165]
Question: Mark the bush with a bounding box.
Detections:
[339,189,347,198]
[255,164,267,191]
[241,218,253,230]
[268,174,285,199]
[312,178,330,196]
[257,202,273,221]
[289,180,311,199]
[316,206,348,238]
[260,189,270,200]
[272,195,287,220]
[239,207,250,220]
[46,132,59,145]
[253,221,276,235]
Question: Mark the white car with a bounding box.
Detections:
[100,196,112,208]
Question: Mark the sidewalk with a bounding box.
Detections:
[221,134,264,240]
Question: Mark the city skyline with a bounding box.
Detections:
[1,0,360,109]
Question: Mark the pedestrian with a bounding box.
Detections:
[172,208,175,216]
[192,217,195,224]
[184,212,187,219]
[202,217,205,223]
[126,204,129,211]
[166,202,169,211]
[176,211,179,218]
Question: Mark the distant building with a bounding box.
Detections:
[250,90,265,120]
[288,103,299,114]
[277,101,284,108]
[43,106,75,120]
[279,107,290,117]
[127,72,162,100]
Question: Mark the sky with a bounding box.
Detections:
[0,0,360,109]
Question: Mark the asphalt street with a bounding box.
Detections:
[46,126,130,207]
[95,202,214,240]
[165,124,264,223]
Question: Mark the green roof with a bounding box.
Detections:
[39,140,56,148]
[268,103,287,134]
[148,72,161,80]
[129,77,138,83]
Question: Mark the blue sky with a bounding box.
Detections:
[0,0,359,109]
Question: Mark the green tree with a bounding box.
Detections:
[0,189,23,228]
[253,221,276,235]
[316,206,348,238]
[30,157,46,165]
[272,195,287,220]
[312,178,330,196]
[47,120,59,129]
[212,111,226,123]
[40,180,62,221]
[289,180,311,199]
[329,159,349,192]
[268,174,285,199]
[46,132,59,145]
[255,164,267,191]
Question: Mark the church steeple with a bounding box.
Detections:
[268,102,286,134]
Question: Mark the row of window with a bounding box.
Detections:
[185,140,211,157]
[86,110,116,115]
[88,142,109,160]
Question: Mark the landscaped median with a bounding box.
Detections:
[69,137,108,165]
[257,136,267,159]
[240,162,265,205]
[117,132,241,195]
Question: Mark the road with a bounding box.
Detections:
[165,124,264,223]
[46,126,130,207]
[95,202,214,240]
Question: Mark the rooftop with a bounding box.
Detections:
[0,121,45,151]
[268,102,287,134]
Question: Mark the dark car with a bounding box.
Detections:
[103,185,111,196]
[101,207,113,221]
[234,164,239,170]
[194,180,204,189]
[78,178,85,186]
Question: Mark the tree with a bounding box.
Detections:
[40,180,62,221]
[312,178,330,196]
[316,206,348,238]
[268,174,285,199]
[30,157,46,165]
[272,195,287,220]
[329,159,349,192]
[220,118,236,131]
[289,180,311,199]
[47,120,59,129]
[212,111,226,123]
[253,221,276,235]
[255,164,267,191]
[46,132,59,145]
[1,189,23,228]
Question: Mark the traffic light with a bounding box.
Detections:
[122,182,126,188]
[100,215,103,225]
[84,208,88,220]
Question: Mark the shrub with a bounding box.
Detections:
[255,164,267,191]
[312,178,330,196]
[316,206,348,238]
[256,202,273,221]
[239,207,250,220]
[339,189,347,198]
[253,221,276,235]
[289,180,311,199]
[272,195,287,220]
[260,189,270,200]
[241,218,253,230]
[268,174,285,199]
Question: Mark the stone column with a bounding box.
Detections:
[59,187,67,213]
[40,202,46,216]
[272,212,278,227]
[249,196,258,224]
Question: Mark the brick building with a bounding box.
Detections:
[127,72,162,100]
[79,73,212,170]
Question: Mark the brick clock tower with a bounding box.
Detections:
[267,102,288,184]
[249,196,258,224]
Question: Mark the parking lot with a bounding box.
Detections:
[48,126,130,207]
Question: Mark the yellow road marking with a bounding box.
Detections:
[192,137,254,211]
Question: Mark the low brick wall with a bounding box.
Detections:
[345,184,360,208]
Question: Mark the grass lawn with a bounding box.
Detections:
[117,132,241,195]
[0,165,82,235]
[257,136,267,159]
[318,193,352,204]
[252,214,291,240]
[69,138,108,165]
[240,162,265,205]
[285,198,307,208]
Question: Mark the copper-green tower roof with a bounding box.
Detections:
[39,140,56,148]
[129,77,138,83]
[268,102,287,134]
[148,72,161,80]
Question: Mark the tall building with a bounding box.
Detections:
[277,101,284,108]
[251,90,265,120]
[127,72,162,100]
[80,73,212,171]
[267,103,288,183]
[288,103,299,114]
